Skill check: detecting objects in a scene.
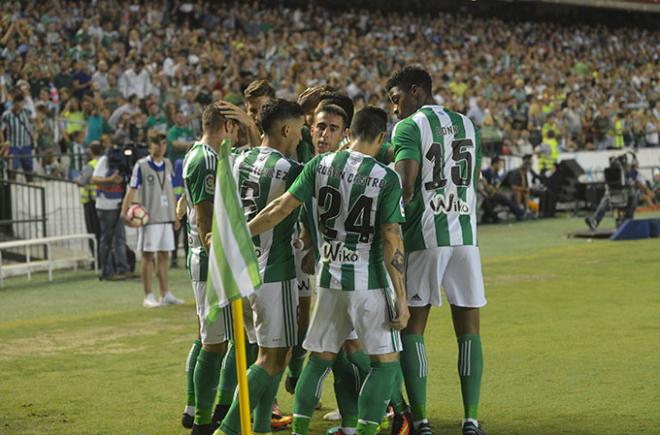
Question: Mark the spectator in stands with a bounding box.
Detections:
[479,156,525,223]
[108,94,141,131]
[166,111,193,162]
[1,93,34,181]
[119,60,151,100]
[91,140,130,281]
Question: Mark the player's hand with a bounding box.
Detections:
[297,85,328,115]
[301,250,316,275]
[121,213,139,228]
[217,101,255,128]
[174,219,181,231]
[390,299,410,331]
[205,232,213,248]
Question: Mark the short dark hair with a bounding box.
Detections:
[150,133,167,144]
[350,106,388,142]
[202,103,229,133]
[260,99,304,136]
[89,142,103,156]
[319,91,354,126]
[491,156,502,165]
[244,80,275,100]
[386,65,433,96]
[314,103,348,129]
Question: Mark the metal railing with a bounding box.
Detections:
[0,178,47,260]
[2,170,87,255]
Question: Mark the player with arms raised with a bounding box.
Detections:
[387,66,487,435]
[248,107,409,435]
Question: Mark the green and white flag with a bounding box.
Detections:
[206,139,261,321]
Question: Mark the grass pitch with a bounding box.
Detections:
[1,213,659,434]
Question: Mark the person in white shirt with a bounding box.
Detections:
[92,60,109,92]
[119,60,151,100]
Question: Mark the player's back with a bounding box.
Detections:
[308,150,403,290]
[392,105,482,251]
[233,146,301,283]
[182,142,218,280]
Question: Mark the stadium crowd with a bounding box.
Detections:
[1,0,659,179]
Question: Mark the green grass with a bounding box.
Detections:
[1,213,659,434]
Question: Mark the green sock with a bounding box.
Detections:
[458,334,483,419]
[332,351,359,428]
[292,355,333,435]
[193,348,224,425]
[347,350,371,388]
[220,364,274,435]
[185,339,202,408]
[217,342,237,406]
[400,335,427,422]
[358,360,398,424]
[253,371,284,433]
[390,365,407,414]
[356,420,379,435]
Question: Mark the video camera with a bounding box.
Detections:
[604,152,637,226]
[106,142,149,180]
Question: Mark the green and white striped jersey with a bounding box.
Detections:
[392,105,482,251]
[183,142,218,282]
[289,150,405,291]
[233,147,303,283]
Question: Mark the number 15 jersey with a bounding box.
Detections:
[289,150,405,291]
[392,105,482,251]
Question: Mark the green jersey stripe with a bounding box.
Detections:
[341,156,376,290]
[421,108,450,246]
[447,111,473,246]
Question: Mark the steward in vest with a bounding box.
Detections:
[121,133,183,308]
[538,129,560,174]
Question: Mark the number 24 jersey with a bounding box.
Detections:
[289,150,405,291]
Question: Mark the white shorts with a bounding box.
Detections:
[192,280,232,345]
[138,223,175,252]
[243,298,257,345]
[248,279,298,348]
[304,287,402,355]
[406,246,486,308]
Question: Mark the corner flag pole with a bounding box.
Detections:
[231,298,252,435]
[207,138,261,435]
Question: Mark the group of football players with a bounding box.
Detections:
[178,65,487,435]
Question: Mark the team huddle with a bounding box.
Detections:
[179,66,487,435]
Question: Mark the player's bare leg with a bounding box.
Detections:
[287,296,312,393]
[141,252,154,297]
[156,251,169,298]
[451,306,485,435]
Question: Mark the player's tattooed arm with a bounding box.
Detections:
[391,249,405,274]
[382,223,410,330]
[395,159,420,206]
[248,192,302,237]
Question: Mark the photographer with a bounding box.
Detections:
[91,138,131,280]
[121,133,183,308]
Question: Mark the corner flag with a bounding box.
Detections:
[206,139,261,318]
[207,138,260,435]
